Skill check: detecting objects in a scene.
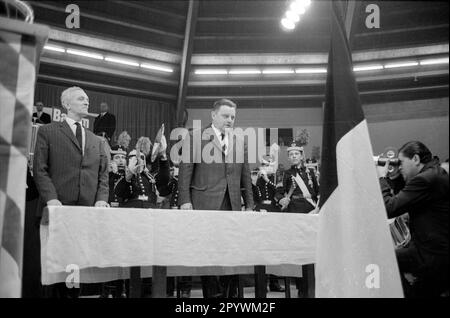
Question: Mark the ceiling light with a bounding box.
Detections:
[384,61,419,69]
[290,0,308,15]
[419,57,449,66]
[228,69,261,75]
[281,18,296,30]
[295,67,327,74]
[141,63,173,73]
[262,68,295,74]
[44,45,65,53]
[66,49,103,60]
[285,10,300,23]
[195,69,228,75]
[105,57,139,67]
[353,64,383,72]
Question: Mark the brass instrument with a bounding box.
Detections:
[28,123,43,172]
[280,176,296,211]
[388,214,411,248]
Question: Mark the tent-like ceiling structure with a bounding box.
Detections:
[31,0,448,118]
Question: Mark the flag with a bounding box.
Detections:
[0,17,48,297]
[314,2,403,297]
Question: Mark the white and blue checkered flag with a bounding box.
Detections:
[0,16,48,297]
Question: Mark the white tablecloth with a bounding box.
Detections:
[41,206,318,284]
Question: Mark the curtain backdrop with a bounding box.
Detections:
[34,82,176,148]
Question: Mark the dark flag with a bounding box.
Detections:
[314,1,403,297]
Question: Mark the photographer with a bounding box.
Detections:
[377,141,449,297]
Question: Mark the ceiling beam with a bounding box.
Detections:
[39,57,179,86]
[185,85,449,102]
[187,69,449,87]
[176,0,199,127]
[31,1,184,39]
[190,44,449,65]
[111,0,186,20]
[47,27,181,64]
[356,24,449,38]
[37,75,177,100]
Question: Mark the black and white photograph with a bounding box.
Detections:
[0,0,448,303]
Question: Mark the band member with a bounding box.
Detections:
[165,163,192,298]
[122,136,170,209]
[275,141,319,297]
[253,156,281,213]
[276,141,319,214]
[252,158,286,293]
[108,145,130,207]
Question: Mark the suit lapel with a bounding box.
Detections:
[59,120,81,152]
[204,125,224,154]
[84,130,94,155]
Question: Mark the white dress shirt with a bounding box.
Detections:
[65,117,86,155]
[212,124,228,155]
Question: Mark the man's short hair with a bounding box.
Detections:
[399,141,432,164]
[61,86,84,108]
[212,99,237,112]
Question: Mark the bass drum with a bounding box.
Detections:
[388,214,411,248]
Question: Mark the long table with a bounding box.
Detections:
[41,206,319,297]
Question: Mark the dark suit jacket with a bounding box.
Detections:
[32,112,51,124]
[178,125,254,211]
[33,120,109,216]
[380,162,449,256]
[93,112,116,140]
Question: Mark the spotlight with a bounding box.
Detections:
[285,10,300,23]
[281,18,296,30]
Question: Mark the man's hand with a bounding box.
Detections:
[158,135,167,155]
[245,207,254,211]
[376,159,390,178]
[128,163,143,177]
[47,199,62,206]
[279,197,290,209]
[109,161,118,173]
[387,166,401,180]
[95,201,109,207]
[180,203,193,210]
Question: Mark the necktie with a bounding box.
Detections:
[75,122,83,150]
[220,133,226,153]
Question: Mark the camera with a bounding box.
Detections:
[374,146,400,173]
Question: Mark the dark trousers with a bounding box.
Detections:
[201,190,238,298]
[22,199,42,298]
[396,242,449,298]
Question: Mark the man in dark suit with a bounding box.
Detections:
[33,86,109,297]
[32,101,51,124]
[378,141,449,298]
[93,102,116,141]
[178,98,254,298]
